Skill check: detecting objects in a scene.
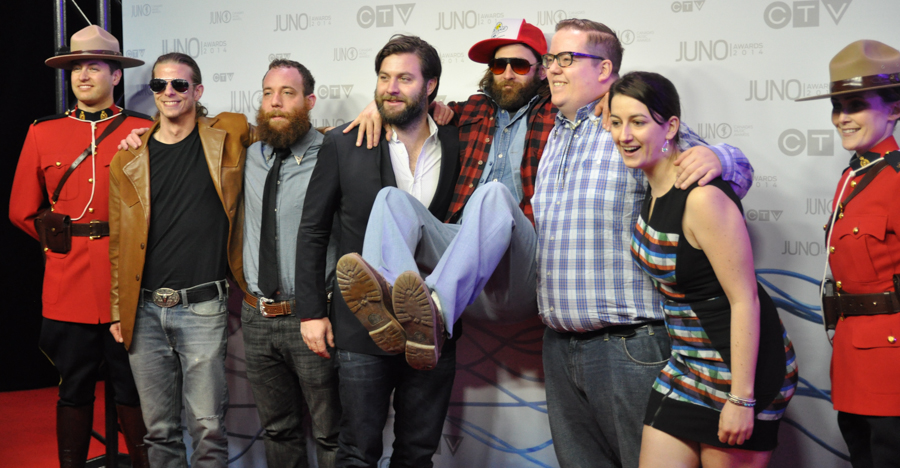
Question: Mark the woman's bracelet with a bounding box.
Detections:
[726,393,756,407]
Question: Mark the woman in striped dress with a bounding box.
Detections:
[607,71,798,468]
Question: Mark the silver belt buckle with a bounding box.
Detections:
[152,288,181,308]
[259,297,275,317]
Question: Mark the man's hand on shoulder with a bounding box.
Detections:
[431,101,454,126]
[674,146,723,189]
[343,101,387,149]
[301,317,335,359]
[118,127,150,151]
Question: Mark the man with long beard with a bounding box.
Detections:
[240,59,341,468]
[295,35,460,467]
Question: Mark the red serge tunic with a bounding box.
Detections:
[9,107,152,324]
[828,136,900,416]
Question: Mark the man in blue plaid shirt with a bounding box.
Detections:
[532,19,754,468]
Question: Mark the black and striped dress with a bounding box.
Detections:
[630,178,798,451]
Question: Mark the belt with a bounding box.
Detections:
[567,320,665,340]
[71,220,109,239]
[244,292,294,317]
[826,291,900,318]
[141,281,225,308]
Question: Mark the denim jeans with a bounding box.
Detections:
[334,339,457,468]
[543,324,669,468]
[241,301,341,468]
[363,184,538,336]
[128,281,229,468]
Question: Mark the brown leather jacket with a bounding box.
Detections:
[109,113,255,349]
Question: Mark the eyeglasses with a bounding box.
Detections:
[488,57,538,75]
[148,78,192,93]
[541,52,606,69]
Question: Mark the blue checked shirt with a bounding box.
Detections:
[533,99,753,332]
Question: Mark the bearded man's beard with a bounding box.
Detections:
[375,84,428,130]
[489,72,544,111]
[256,106,312,149]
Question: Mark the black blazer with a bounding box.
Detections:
[296,121,460,355]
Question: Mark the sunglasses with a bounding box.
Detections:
[148,78,192,93]
[488,57,538,75]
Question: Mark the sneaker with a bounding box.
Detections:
[336,253,405,353]
[393,271,445,370]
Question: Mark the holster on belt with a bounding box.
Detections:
[821,276,900,330]
[34,209,72,254]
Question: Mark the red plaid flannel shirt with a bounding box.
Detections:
[445,92,556,225]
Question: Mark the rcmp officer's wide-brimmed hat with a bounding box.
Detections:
[45,25,144,69]
[797,39,900,101]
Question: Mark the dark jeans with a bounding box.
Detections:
[838,411,900,468]
[334,340,457,468]
[241,301,341,468]
[543,324,669,468]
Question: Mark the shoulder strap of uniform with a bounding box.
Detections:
[121,109,154,121]
[32,112,69,126]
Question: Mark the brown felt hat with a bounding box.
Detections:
[45,25,144,69]
[797,39,900,101]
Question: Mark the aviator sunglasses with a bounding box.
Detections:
[488,57,538,75]
[148,78,192,93]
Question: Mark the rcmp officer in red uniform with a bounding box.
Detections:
[800,40,900,468]
[9,25,152,468]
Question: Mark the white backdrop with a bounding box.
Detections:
[121,1,898,467]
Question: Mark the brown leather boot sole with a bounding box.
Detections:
[337,253,406,353]
[393,271,444,370]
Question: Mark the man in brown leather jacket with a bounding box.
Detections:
[108,52,253,468]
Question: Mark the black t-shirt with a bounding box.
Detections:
[141,126,229,290]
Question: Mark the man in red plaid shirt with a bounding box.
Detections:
[336,19,549,370]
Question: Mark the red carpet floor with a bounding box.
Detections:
[0,382,130,467]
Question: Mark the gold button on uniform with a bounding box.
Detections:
[839,213,844,219]
[88,208,94,213]
[823,224,828,231]
[88,178,93,183]
[853,227,859,234]
[851,181,857,188]
[889,336,897,344]
[55,161,62,167]
[836,281,842,289]
[830,246,835,253]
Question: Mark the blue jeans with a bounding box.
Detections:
[543,324,669,468]
[334,340,457,468]
[363,184,537,336]
[128,281,229,468]
[241,301,341,468]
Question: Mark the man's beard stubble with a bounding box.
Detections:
[375,84,428,130]
[256,106,312,149]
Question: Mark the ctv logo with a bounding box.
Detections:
[672,1,706,12]
[317,85,354,99]
[778,129,834,156]
[763,0,852,29]
[357,4,415,28]
[212,73,234,83]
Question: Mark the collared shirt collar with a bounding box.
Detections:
[262,126,319,164]
[555,98,603,128]
[388,114,439,143]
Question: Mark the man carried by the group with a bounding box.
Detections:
[336,18,752,373]
[9,25,151,468]
[109,52,254,467]
[295,35,461,467]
